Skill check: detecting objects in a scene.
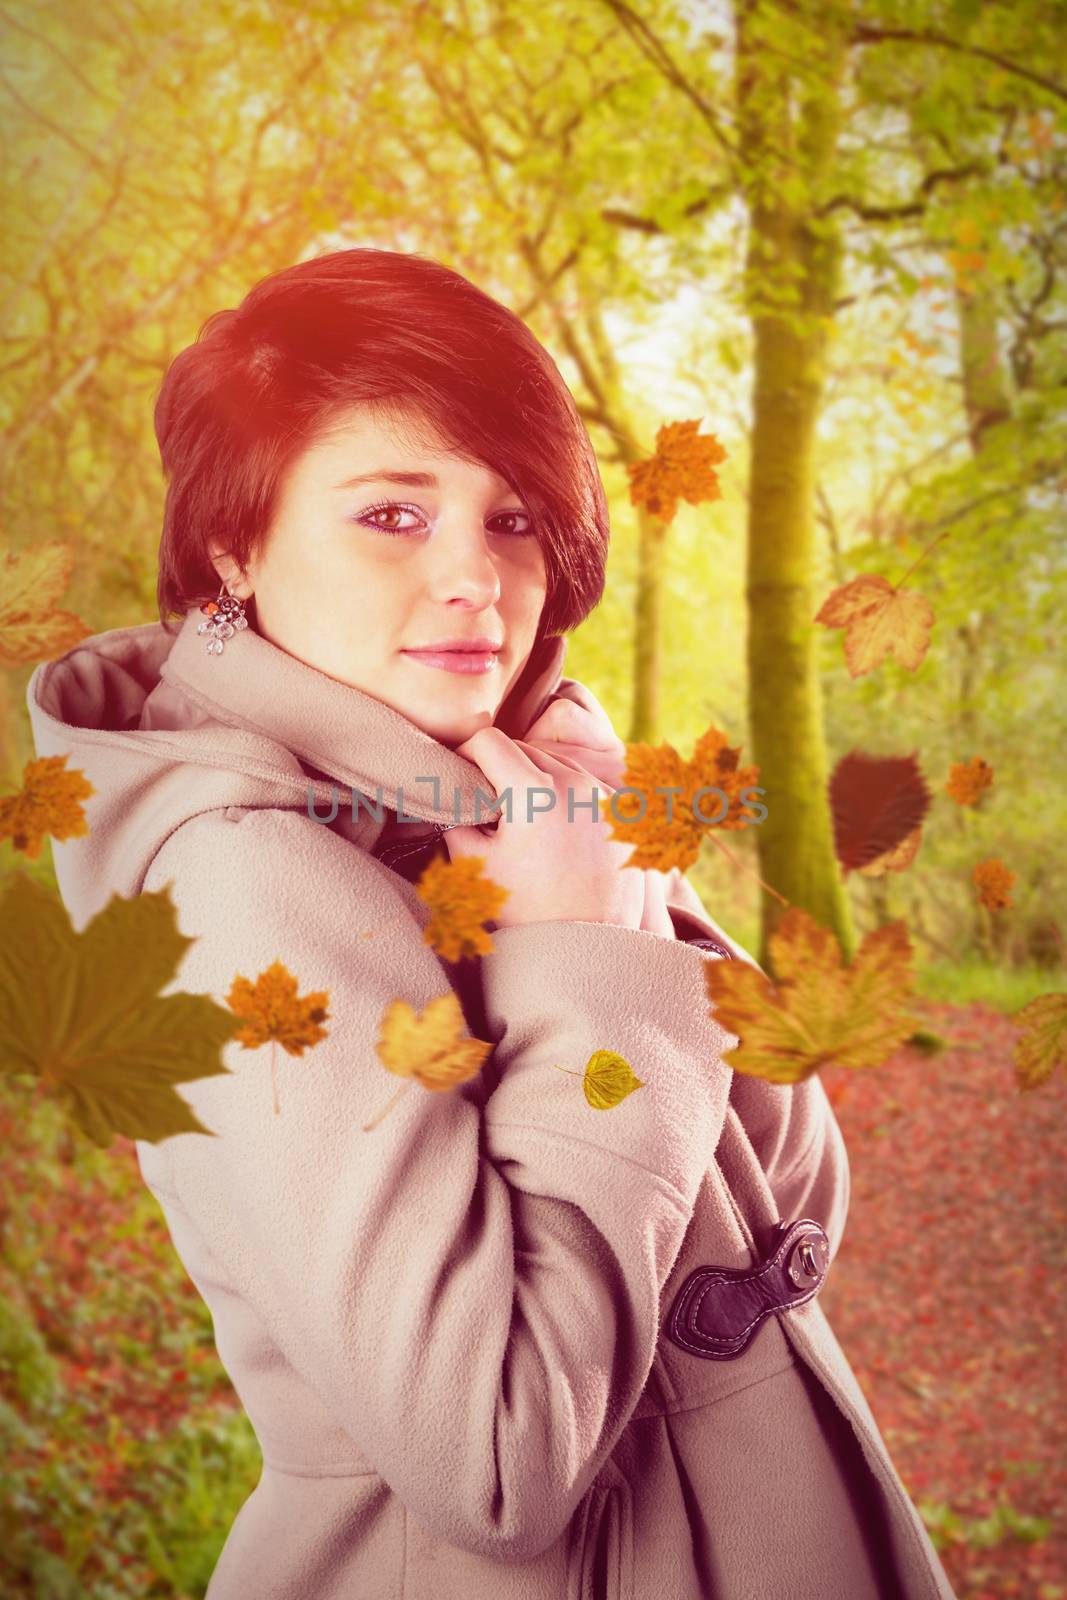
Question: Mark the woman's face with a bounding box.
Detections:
[211,405,548,747]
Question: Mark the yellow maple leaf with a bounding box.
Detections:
[972,858,1015,910]
[1012,992,1067,1092]
[415,853,510,961]
[0,542,93,666]
[0,754,95,858]
[814,574,934,677]
[946,757,994,806]
[703,908,917,1084]
[627,419,727,526]
[549,1047,645,1110]
[364,992,492,1131]
[0,872,237,1146]
[607,724,761,873]
[226,960,330,1055]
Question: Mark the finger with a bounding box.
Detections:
[549,681,619,746]
[510,739,615,797]
[452,725,562,792]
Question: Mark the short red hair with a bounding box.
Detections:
[153,247,609,641]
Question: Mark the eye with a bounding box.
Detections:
[354,501,537,538]
[356,501,425,536]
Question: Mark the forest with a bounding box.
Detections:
[0,1,1064,1596]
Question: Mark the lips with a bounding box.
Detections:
[404,641,501,654]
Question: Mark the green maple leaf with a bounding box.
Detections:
[0,872,238,1146]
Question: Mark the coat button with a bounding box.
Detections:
[787,1232,829,1289]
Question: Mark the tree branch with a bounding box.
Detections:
[850,25,1067,107]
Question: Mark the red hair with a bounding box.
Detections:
[153,247,609,640]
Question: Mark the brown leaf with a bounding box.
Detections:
[857,826,923,878]
[829,752,932,874]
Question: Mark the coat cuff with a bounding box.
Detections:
[479,918,736,1213]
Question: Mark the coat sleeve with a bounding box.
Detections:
[136,806,736,1562]
[660,864,851,1263]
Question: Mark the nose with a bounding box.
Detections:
[426,522,502,610]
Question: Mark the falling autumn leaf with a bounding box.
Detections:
[703,907,918,1085]
[857,827,923,878]
[0,542,93,667]
[1011,993,1067,1092]
[946,757,994,806]
[607,724,762,873]
[829,752,932,874]
[0,754,95,858]
[225,960,330,1056]
[549,1047,645,1110]
[626,419,727,526]
[363,992,493,1132]
[225,959,329,1117]
[973,858,1016,910]
[0,873,237,1146]
[814,573,934,677]
[415,853,510,961]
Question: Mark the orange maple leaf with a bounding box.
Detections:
[814,574,934,677]
[0,754,95,858]
[607,724,762,873]
[972,858,1016,910]
[415,853,510,961]
[1012,992,1067,1092]
[946,757,994,806]
[703,908,918,1085]
[626,419,727,526]
[0,542,93,666]
[225,960,330,1055]
[225,959,330,1116]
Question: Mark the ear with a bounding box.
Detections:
[207,544,253,600]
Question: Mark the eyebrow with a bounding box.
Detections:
[333,470,441,490]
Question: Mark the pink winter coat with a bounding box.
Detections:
[26,608,957,1600]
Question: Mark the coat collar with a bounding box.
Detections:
[156,606,569,828]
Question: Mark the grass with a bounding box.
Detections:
[913,959,1065,1014]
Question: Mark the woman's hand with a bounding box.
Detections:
[521,683,680,939]
[444,728,646,931]
[525,683,678,939]
[449,681,679,939]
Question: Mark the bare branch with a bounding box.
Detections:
[597,0,737,168]
[850,24,1067,107]
[816,160,987,221]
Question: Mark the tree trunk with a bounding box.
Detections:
[735,0,854,968]
[630,509,666,742]
[955,276,1013,956]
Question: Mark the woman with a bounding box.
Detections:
[27,247,957,1599]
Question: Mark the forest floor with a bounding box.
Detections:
[817,999,1066,1600]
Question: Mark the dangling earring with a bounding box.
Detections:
[197,581,249,655]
